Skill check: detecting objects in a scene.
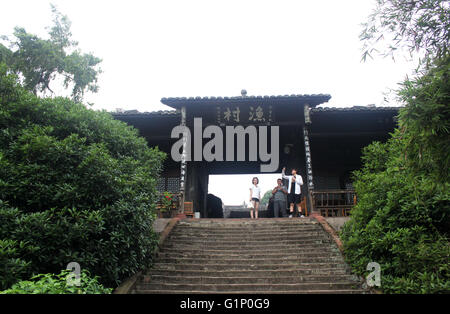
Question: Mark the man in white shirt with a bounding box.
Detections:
[281,167,304,218]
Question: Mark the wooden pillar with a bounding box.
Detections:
[179,105,187,214]
[303,104,315,213]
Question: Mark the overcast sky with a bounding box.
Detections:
[2,0,418,205]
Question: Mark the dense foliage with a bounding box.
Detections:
[0,269,112,294]
[0,5,101,101]
[0,63,165,290]
[341,56,450,293]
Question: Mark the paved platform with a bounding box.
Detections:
[324,217,351,232]
[153,218,171,234]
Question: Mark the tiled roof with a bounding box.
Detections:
[111,106,400,117]
[311,106,401,113]
[161,94,332,108]
[112,109,180,117]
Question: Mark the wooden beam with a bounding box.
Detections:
[310,131,391,138]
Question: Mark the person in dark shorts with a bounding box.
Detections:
[272,178,288,217]
[282,167,304,218]
[249,177,261,219]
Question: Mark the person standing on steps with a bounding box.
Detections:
[282,167,304,218]
[272,178,288,217]
[249,177,261,219]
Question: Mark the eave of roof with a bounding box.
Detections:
[112,109,180,118]
[311,106,401,113]
[111,105,401,118]
[161,94,332,108]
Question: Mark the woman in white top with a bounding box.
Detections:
[249,177,261,219]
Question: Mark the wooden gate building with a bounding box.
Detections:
[113,93,399,217]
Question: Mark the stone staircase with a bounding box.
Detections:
[132,218,367,294]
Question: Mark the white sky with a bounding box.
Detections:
[1,0,418,204]
[209,173,283,206]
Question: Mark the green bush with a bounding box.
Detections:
[0,238,36,290]
[341,56,450,294]
[341,140,450,293]
[0,63,165,289]
[0,269,112,294]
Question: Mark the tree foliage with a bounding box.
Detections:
[341,0,450,294]
[397,55,450,181]
[0,5,101,102]
[342,25,450,292]
[341,131,450,293]
[0,63,166,289]
[360,0,449,62]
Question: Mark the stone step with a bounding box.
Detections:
[177,218,316,225]
[168,234,324,241]
[160,245,340,255]
[169,230,326,237]
[151,262,348,271]
[144,274,360,284]
[157,256,345,265]
[160,245,339,255]
[171,228,323,237]
[145,268,351,278]
[157,251,343,260]
[163,238,332,245]
[175,221,319,227]
[132,289,368,294]
[162,242,334,251]
[159,251,340,258]
[134,282,361,292]
[132,218,366,294]
[170,229,324,236]
[167,235,329,243]
[175,221,318,227]
[173,225,321,232]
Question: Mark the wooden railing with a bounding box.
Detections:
[312,190,356,217]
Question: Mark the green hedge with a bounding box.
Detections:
[0,63,166,289]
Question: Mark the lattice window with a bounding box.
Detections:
[156,177,166,193]
[167,177,180,193]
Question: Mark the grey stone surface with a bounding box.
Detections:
[223,205,270,218]
[324,217,350,232]
[133,218,368,294]
[153,218,171,234]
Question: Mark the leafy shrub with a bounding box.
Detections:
[0,63,165,289]
[0,269,112,294]
[160,191,175,213]
[341,56,450,294]
[0,238,36,291]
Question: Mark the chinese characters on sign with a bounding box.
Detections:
[223,107,241,123]
[248,106,265,122]
[217,105,272,125]
[303,126,314,190]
